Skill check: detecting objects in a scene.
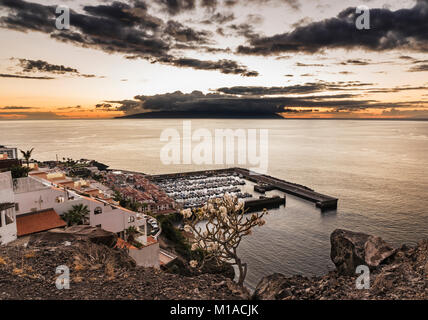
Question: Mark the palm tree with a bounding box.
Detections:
[63,204,90,226]
[20,148,34,167]
[126,226,138,243]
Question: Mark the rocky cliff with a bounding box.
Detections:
[2,228,427,300]
[253,229,428,300]
[0,227,247,300]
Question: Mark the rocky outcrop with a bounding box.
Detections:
[254,230,428,300]
[330,229,396,275]
[0,228,247,300]
[28,225,118,248]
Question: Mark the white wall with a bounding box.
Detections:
[129,243,160,269]
[0,172,17,245]
[0,171,14,203]
[14,186,67,215]
[12,175,148,243]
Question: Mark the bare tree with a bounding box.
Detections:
[181,194,267,287]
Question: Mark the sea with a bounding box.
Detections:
[2,119,428,290]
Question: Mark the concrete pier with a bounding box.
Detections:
[244,196,286,213]
[234,168,338,210]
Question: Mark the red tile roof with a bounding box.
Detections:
[16,209,67,237]
[115,236,157,250]
[115,238,137,250]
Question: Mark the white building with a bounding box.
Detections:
[14,174,148,243]
[0,172,17,245]
[1,170,164,268]
[0,145,18,160]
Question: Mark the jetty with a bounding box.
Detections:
[244,196,286,213]
[234,168,338,210]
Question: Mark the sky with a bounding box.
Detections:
[0,0,427,119]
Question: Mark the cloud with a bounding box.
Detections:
[409,64,428,72]
[154,0,301,15]
[237,1,428,55]
[18,58,78,74]
[215,81,373,96]
[0,73,54,80]
[154,57,259,76]
[200,12,235,24]
[13,58,98,78]
[0,106,33,110]
[0,0,257,77]
[340,59,372,66]
[154,0,197,15]
[296,62,325,67]
[0,111,67,119]
[103,80,427,116]
[164,20,211,43]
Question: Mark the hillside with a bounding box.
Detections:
[0,228,246,300]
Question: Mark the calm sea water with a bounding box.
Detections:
[2,119,428,290]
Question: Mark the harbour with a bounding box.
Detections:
[148,167,338,211]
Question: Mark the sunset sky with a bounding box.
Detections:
[0,0,427,119]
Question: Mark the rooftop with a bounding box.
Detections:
[16,209,67,237]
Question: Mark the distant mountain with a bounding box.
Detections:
[116,111,284,119]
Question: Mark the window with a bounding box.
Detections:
[5,209,14,225]
[55,196,65,203]
[128,216,135,223]
[96,224,101,228]
[94,207,103,215]
[15,203,19,212]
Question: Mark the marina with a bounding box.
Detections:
[148,168,338,211]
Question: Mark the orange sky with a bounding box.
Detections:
[0,0,427,120]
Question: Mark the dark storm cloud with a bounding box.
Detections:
[155,0,300,15]
[164,20,211,43]
[154,0,196,15]
[215,81,373,96]
[12,58,99,78]
[237,0,428,55]
[101,80,427,116]
[155,57,259,76]
[83,1,162,30]
[0,0,57,33]
[18,59,77,74]
[0,0,257,77]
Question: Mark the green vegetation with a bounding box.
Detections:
[157,213,202,262]
[126,226,138,243]
[10,165,30,179]
[125,226,144,248]
[63,204,90,227]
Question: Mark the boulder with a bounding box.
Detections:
[253,273,293,300]
[29,225,118,248]
[364,236,396,268]
[331,229,396,275]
